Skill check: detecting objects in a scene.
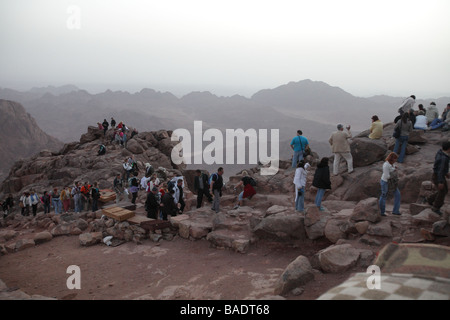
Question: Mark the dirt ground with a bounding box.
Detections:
[0,233,363,300]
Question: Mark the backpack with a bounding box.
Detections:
[209,173,218,185]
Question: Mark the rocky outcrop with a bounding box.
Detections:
[0,125,184,196]
[0,100,63,180]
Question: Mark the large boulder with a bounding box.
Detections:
[252,210,306,241]
[350,138,388,167]
[273,255,314,296]
[316,244,361,273]
[304,206,330,240]
[350,198,381,223]
[79,232,103,246]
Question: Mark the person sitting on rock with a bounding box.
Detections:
[414,110,428,130]
[369,115,383,139]
[98,144,106,156]
[425,102,439,125]
[233,171,256,210]
[429,103,450,130]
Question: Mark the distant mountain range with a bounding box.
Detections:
[1,79,448,161]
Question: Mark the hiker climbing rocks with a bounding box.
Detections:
[233,171,256,210]
[312,157,331,211]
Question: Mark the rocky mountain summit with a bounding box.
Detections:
[0,119,449,299]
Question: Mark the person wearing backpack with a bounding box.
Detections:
[290,130,309,169]
[233,171,256,210]
[312,157,332,211]
[194,170,213,209]
[210,167,224,213]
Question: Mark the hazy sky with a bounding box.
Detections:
[1,0,449,98]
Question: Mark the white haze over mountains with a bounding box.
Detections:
[1,0,450,99]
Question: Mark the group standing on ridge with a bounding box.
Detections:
[287,94,449,217]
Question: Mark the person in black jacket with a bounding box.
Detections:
[161,189,177,220]
[194,170,213,208]
[145,187,160,219]
[427,141,450,215]
[312,157,331,211]
[102,119,109,136]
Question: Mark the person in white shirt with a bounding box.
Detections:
[379,152,401,217]
[293,160,311,213]
[414,110,428,130]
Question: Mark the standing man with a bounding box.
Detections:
[173,178,186,214]
[398,95,416,116]
[194,169,213,208]
[329,124,354,176]
[427,141,450,215]
[210,167,224,213]
[290,130,309,168]
[102,119,109,136]
[145,187,160,219]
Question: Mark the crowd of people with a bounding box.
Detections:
[0,182,102,218]
[1,100,449,221]
[289,95,450,217]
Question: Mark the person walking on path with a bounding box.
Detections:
[379,152,401,217]
[312,157,331,211]
[393,113,413,163]
[329,124,353,176]
[194,170,213,208]
[427,141,450,215]
[290,130,309,168]
[210,167,224,213]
